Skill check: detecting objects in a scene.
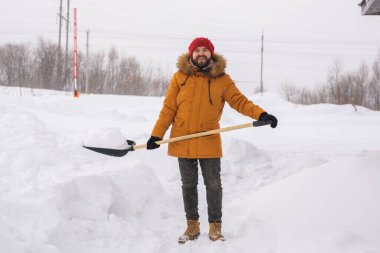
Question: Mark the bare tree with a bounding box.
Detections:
[122,56,143,95]
[152,66,170,96]
[367,57,380,110]
[353,63,369,106]
[105,47,119,94]
[0,44,16,86]
[327,59,344,104]
[0,43,31,88]
[0,41,170,96]
[279,58,379,111]
[280,80,299,103]
[88,51,106,93]
[34,38,57,89]
[0,51,5,85]
[315,82,328,103]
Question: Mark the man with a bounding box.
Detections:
[147,37,278,243]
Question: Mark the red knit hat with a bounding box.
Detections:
[188,37,214,57]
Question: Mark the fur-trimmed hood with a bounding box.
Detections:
[176,52,226,78]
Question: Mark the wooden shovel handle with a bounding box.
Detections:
[133,121,270,150]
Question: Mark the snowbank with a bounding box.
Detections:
[0,86,379,252]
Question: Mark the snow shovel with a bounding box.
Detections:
[83,120,272,157]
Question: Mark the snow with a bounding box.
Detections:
[0,86,380,253]
[83,128,129,149]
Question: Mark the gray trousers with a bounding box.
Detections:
[178,158,222,223]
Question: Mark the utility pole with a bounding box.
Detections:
[85,29,90,94]
[64,0,70,87]
[260,29,264,96]
[57,0,63,85]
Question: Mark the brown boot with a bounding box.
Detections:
[178,220,200,244]
[209,222,225,241]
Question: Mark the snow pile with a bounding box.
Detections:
[83,128,129,149]
[0,87,379,253]
[237,151,380,253]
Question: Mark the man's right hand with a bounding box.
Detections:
[147,136,162,150]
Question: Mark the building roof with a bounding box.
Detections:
[359,0,380,15]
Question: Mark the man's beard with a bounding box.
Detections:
[192,56,211,69]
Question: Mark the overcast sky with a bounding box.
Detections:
[1,0,380,92]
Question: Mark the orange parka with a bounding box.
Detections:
[151,53,266,158]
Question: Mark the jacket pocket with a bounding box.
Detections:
[171,117,187,137]
[174,117,184,127]
[169,117,189,156]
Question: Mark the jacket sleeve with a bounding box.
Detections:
[223,75,266,120]
[151,74,179,138]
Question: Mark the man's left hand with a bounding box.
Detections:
[259,112,278,128]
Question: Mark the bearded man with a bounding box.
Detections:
[147,37,278,243]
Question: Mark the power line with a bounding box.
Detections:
[74,1,363,27]
[1,27,380,46]
[266,39,380,46]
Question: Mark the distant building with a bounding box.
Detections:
[359,0,380,15]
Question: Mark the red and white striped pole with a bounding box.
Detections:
[73,7,79,98]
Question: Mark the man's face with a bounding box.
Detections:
[192,46,211,68]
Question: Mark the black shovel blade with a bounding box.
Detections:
[83,140,136,157]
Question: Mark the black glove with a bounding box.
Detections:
[259,112,278,128]
[147,136,162,150]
